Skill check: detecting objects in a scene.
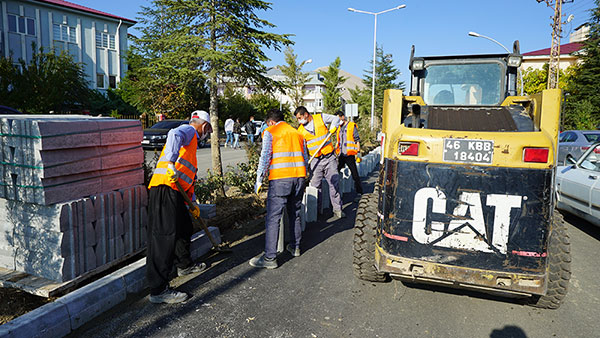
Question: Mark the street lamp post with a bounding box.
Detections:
[349,4,406,130]
[468,31,524,96]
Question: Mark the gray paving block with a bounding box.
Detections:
[101,144,144,170]
[101,168,144,193]
[115,236,125,259]
[112,257,146,294]
[304,186,318,223]
[0,245,15,270]
[14,247,75,281]
[0,299,72,338]
[85,247,96,272]
[190,227,221,260]
[56,272,126,330]
[99,120,143,146]
[319,179,330,214]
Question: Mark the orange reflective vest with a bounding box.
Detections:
[297,113,333,158]
[268,122,307,180]
[336,121,359,156]
[148,131,198,198]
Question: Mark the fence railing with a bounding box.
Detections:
[116,114,157,129]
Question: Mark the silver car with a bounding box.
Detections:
[557,130,600,165]
[556,142,600,227]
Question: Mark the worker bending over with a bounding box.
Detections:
[250,109,308,269]
[294,106,344,222]
[335,111,363,194]
[146,110,212,304]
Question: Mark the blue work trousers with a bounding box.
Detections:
[264,177,305,259]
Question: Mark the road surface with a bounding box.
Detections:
[71,172,600,338]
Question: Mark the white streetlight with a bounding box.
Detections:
[468,31,524,96]
[349,4,406,130]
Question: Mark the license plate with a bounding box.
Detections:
[141,140,150,144]
[443,138,493,165]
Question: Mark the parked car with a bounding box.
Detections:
[556,142,600,226]
[142,119,207,150]
[0,105,23,114]
[241,120,264,140]
[558,130,600,165]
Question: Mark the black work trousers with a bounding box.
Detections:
[146,185,194,295]
[337,154,363,194]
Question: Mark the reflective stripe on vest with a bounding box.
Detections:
[267,122,307,180]
[297,113,333,157]
[148,130,198,198]
[336,121,358,156]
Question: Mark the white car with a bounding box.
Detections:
[241,120,264,140]
[556,142,600,226]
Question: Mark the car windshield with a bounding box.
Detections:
[150,121,187,129]
[583,133,600,143]
[580,144,600,171]
[423,62,503,106]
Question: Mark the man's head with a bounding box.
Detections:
[249,115,254,121]
[265,109,284,127]
[190,110,213,139]
[335,110,347,123]
[294,106,312,125]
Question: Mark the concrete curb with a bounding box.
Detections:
[0,226,221,338]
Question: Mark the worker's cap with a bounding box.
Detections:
[335,111,345,117]
[191,110,210,123]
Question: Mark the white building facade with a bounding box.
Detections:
[0,0,135,90]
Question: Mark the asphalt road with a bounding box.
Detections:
[71,172,600,338]
[144,144,249,178]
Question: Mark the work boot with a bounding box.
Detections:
[177,262,207,277]
[149,287,189,304]
[327,210,346,222]
[286,244,301,257]
[249,253,278,269]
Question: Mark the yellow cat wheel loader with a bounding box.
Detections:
[353,42,571,309]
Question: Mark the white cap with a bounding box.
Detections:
[191,110,210,123]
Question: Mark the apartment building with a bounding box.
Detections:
[0,0,135,90]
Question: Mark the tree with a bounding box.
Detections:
[249,92,287,120]
[521,63,575,95]
[134,0,292,196]
[566,0,600,126]
[279,46,310,110]
[0,47,91,113]
[320,57,347,114]
[352,45,404,128]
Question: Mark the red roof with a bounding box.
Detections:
[523,42,583,56]
[35,0,136,23]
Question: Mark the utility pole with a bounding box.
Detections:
[537,0,573,89]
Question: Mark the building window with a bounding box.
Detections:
[53,24,76,43]
[97,74,105,88]
[96,32,115,50]
[7,14,35,36]
[108,75,116,89]
[316,99,322,108]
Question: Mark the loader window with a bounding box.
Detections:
[423,63,503,106]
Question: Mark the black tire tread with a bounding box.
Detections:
[530,210,571,309]
[352,186,387,282]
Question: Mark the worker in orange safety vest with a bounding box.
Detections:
[249,109,308,269]
[335,110,363,194]
[146,110,212,304]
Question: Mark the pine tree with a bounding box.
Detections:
[363,46,404,123]
[133,0,292,195]
[279,47,310,110]
[320,57,347,114]
[568,0,600,125]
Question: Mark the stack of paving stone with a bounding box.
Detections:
[0,115,147,282]
[199,204,216,219]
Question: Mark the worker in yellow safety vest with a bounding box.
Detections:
[146,110,212,304]
[335,111,363,194]
[294,106,344,222]
[249,109,308,269]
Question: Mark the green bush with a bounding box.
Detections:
[224,143,262,194]
[195,170,226,204]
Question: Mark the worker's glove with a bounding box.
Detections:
[166,163,177,183]
[189,203,200,219]
[254,181,262,195]
[328,126,337,134]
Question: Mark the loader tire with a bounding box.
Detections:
[353,186,387,282]
[530,210,571,309]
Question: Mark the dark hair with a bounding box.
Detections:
[266,109,284,123]
[335,110,345,117]
[294,106,309,116]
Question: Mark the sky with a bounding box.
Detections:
[76,0,597,86]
